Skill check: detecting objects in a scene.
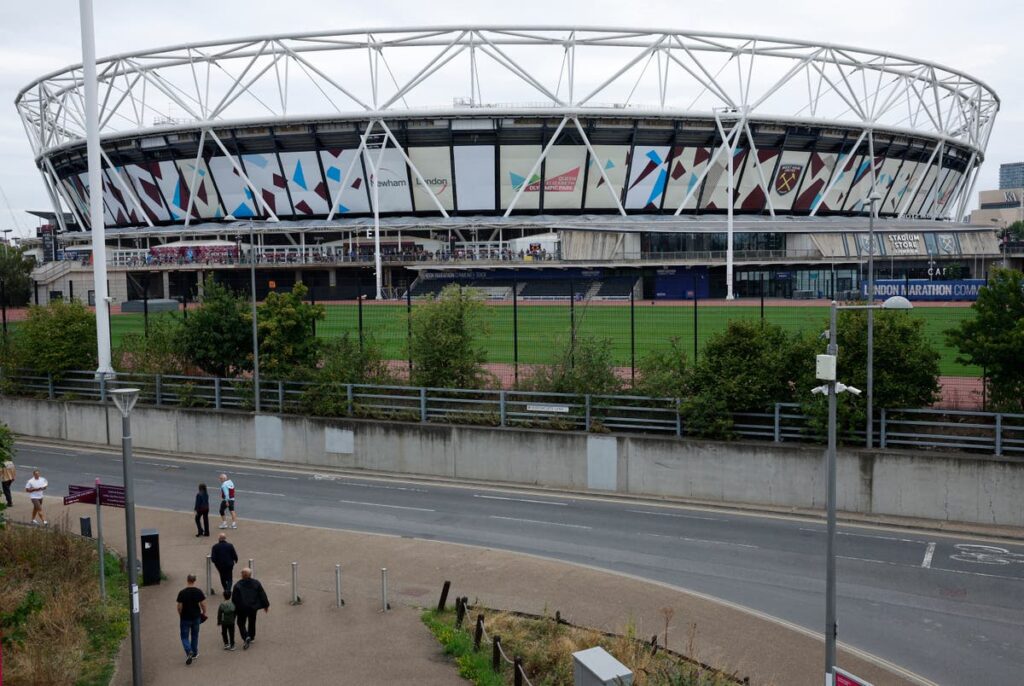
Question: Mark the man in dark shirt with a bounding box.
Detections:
[176,574,207,665]
[210,533,239,592]
[231,567,270,650]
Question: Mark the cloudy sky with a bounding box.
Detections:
[0,0,1020,237]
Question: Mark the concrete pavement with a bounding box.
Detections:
[7,495,928,686]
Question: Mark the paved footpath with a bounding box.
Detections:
[9,497,923,686]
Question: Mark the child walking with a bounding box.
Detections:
[217,590,237,650]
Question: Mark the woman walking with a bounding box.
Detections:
[194,483,210,537]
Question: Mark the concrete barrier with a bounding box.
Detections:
[3,396,1022,527]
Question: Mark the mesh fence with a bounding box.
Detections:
[101,288,986,408]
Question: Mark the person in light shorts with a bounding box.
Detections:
[25,469,48,525]
[218,473,237,529]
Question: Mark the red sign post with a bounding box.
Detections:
[834,668,873,686]
[63,480,124,601]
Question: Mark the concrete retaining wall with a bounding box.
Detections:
[3,396,1022,526]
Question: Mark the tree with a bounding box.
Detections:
[521,335,622,396]
[409,284,490,389]
[799,308,942,437]
[0,246,34,308]
[634,337,690,398]
[114,313,189,374]
[256,282,325,377]
[179,278,251,377]
[5,300,97,376]
[946,267,1024,412]
[1001,220,1024,242]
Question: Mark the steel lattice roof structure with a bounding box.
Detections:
[15,27,999,234]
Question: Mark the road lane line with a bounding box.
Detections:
[229,471,299,480]
[475,494,567,506]
[136,462,183,470]
[922,542,936,568]
[489,516,591,530]
[338,499,435,512]
[342,481,428,493]
[627,509,721,521]
[242,490,287,497]
[644,532,758,549]
[800,527,928,545]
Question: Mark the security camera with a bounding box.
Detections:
[836,383,862,396]
[846,385,862,396]
[818,330,831,341]
[811,385,828,395]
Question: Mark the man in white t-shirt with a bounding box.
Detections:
[25,469,48,526]
[218,473,237,529]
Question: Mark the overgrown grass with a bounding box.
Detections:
[422,607,741,686]
[0,519,129,686]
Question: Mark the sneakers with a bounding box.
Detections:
[43,521,49,526]
[226,644,236,651]
[230,523,238,529]
[191,653,199,660]
[218,522,229,529]
[185,655,193,665]
[243,639,251,650]
[223,643,230,650]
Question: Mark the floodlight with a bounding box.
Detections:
[110,387,140,417]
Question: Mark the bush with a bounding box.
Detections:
[409,285,491,389]
[521,335,622,396]
[179,278,251,377]
[635,337,690,398]
[799,308,941,438]
[301,334,396,416]
[114,313,189,374]
[0,245,35,308]
[4,300,97,377]
[946,267,1024,412]
[257,282,325,377]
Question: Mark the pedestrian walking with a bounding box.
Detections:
[210,532,239,592]
[217,590,236,651]
[231,567,269,650]
[24,469,47,525]
[176,574,207,665]
[218,473,237,529]
[193,483,210,537]
[1,456,15,508]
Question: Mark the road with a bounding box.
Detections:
[11,440,1024,686]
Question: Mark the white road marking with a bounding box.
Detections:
[841,555,1023,582]
[229,471,299,480]
[338,499,435,512]
[627,509,721,521]
[241,490,287,497]
[800,527,928,545]
[136,462,182,470]
[644,532,758,549]
[16,465,39,470]
[489,516,591,530]
[475,494,567,506]
[922,542,937,569]
[342,481,427,493]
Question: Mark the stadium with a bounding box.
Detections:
[14,27,1002,308]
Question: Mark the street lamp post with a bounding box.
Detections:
[248,221,261,413]
[865,190,880,449]
[110,387,142,686]
[814,295,912,685]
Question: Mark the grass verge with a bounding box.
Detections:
[422,607,742,686]
[0,518,129,686]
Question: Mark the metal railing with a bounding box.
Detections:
[1,368,1020,457]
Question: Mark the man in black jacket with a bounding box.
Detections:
[231,567,269,650]
[210,533,239,593]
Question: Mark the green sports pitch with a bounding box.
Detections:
[109,301,981,377]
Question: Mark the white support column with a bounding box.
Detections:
[503,116,569,217]
[182,129,207,228]
[99,150,154,228]
[572,117,626,216]
[326,121,375,222]
[742,120,776,217]
[897,142,941,219]
[80,0,114,378]
[377,119,449,218]
[361,126,389,300]
[673,119,743,216]
[207,129,280,221]
[810,129,868,217]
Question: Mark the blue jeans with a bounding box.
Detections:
[180,618,201,657]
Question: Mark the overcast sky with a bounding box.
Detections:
[1,0,1020,237]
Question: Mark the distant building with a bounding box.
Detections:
[1000,162,1024,190]
[971,188,1024,228]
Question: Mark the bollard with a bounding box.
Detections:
[380,567,390,612]
[492,636,502,673]
[514,657,524,686]
[80,516,92,538]
[455,597,466,628]
[248,558,255,577]
[437,580,452,612]
[206,555,214,595]
[335,564,345,607]
[290,561,302,605]
[473,615,484,651]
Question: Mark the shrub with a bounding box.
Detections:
[521,335,622,396]
[5,300,97,377]
[114,313,189,374]
[409,285,491,389]
[301,334,396,416]
[179,278,251,377]
[635,337,690,398]
[256,282,325,377]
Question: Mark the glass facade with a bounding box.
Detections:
[641,232,784,255]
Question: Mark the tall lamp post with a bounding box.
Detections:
[812,294,912,685]
[864,190,880,449]
[1,229,10,338]
[248,221,261,413]
[110,387,142,686]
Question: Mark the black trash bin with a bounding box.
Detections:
[140,528,161,586]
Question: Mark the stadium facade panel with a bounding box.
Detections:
[16,27,998,235]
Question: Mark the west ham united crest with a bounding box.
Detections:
[775,164,802,195]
